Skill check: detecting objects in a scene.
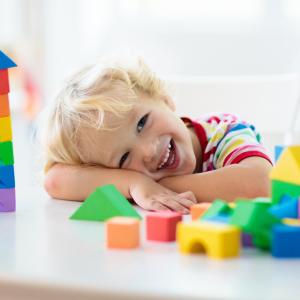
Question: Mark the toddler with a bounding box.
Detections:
[42,57,272,213]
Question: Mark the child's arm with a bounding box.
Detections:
[44,163,197,212]
[158,157,272,202]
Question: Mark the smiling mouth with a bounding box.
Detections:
[157,139,179,171]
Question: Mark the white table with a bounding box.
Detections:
[0,186,300,300]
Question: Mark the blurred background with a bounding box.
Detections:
[1,0,300,187]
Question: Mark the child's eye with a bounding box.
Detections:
[119,152,129,168]
[137,114,149,132]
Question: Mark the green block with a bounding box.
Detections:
[272,180,300,204]
[229,200,280,232]
[70,184,142,221]
[200,199,232,220]
[253,197,272,204]
[230,200,280,251]
[0,141,14,166]
[252,229,271,250]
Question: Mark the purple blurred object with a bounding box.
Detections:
[0,188,15,212]
[242,233,253,247]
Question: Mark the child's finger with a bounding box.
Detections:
[177,191,197,203]
[176,197,196,209]
[150,201,171,212]
[160,198,189,214]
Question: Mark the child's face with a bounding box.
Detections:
[78,93,201,181]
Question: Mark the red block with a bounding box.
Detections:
[146,211,182,242]
[0,69,9,95]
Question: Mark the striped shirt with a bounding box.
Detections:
[181,113,272,172]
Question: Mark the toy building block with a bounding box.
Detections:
[0,51,16,70]
[271,181,300,205]
[242,233,253,247]
[177,221,240,259]
[0,188,15,211]
[200,199,232,220]
[0,69,9,95]
[228,202,236,208]
[268,196,298,219]
[270,146,300,204]
[271,224,300,258]
[229,200,280,250]
[0,94,10,117]
[106,217,140,249]
[204,214,230,224]
[282,218,300,226]
[274,145,285,163]
[190,203,211,220]
[0,50,17,213]
[0,51,16,95]
[0,165,15,188]
[0,141,14,166]
[253,197,272,204]
[0,116,13,142]
[70,184,141,221]
[146,211,182,242]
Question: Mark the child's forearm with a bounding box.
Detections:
[44,163,148,201]
[159,162,271,202]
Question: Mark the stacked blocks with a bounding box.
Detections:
[270,146,300,204]
[177,221,240,259]
[146,211,182,242]
[229,200,280,250]
[0,51,17,212]
[106,217,140,249]
[70,184,141,221]
[190,202,211,220]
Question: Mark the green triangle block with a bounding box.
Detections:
[200,199,232,220]
[70,184,142,221]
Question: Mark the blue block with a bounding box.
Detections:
[272,224,300,258]
[203,214,230,224]
[269,196,298,219]
[274,145,285,162]
[0,165,15,188]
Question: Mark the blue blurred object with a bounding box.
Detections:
[274,145,285,163]
[272,224,300,258]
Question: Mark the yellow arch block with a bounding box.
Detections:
[177,221,240,259]
[0,116,12,142]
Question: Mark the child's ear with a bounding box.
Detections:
[161,95,176,111]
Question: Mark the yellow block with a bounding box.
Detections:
[270,146,300,185]
[283,218,300,226]
[177,221,240,259]
[0,116,12,142]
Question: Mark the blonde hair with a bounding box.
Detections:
[41,57,167,173]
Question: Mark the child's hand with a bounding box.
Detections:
[129,175,197,213]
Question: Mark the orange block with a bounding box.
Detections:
[0,94,10,117]
[106,217,140,249]
[191,203,211,220]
